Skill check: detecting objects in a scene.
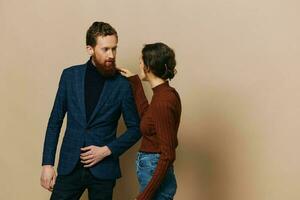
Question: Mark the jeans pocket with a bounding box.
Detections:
[137,155,158,169]
[136,153,160,192]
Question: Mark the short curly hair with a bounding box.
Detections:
[86,21,118,47]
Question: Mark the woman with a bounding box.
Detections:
[118,42,181,200]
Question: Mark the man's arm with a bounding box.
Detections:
[40,70,67,190]
[106,81,141,158]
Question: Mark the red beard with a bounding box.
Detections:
[93,57,117,78]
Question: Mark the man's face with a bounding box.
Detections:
[87,35,118,77]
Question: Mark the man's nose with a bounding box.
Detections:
[108,50,114,59]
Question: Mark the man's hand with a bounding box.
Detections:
[80,145,112,167]
[40,165,56,192]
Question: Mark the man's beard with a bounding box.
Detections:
[92,56,117,78]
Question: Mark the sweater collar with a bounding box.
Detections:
[152,81,169,93]
[87,57,97,71]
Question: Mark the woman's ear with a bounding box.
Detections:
[144,65,150,73]
[86,46,94,56]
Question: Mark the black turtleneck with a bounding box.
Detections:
[85,58,106,122]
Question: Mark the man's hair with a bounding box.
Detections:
[142,42,177,80]
[86,21,118,47]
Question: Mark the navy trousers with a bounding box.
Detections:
[50,162,116,200]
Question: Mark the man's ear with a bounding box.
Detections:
[86,46,94,56]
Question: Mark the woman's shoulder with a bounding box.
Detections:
[154,86,181,105]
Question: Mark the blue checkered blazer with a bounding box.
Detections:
[42,61,141,179]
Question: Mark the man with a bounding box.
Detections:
[40,21,141,200]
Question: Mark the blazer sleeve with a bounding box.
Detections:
[42,69,68,166]
[106,80,141,158]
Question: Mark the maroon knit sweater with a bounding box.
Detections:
[128,75,181,200]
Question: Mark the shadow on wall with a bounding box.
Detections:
[175,88,260,200]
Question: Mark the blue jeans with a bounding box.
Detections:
[136,152,177,200]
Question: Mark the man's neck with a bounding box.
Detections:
[91,57,97,68]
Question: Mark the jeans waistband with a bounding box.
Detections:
[138,151,160,154]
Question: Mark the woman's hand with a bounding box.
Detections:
[117,67,135,78]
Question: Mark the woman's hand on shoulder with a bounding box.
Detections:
[117,67,135,78]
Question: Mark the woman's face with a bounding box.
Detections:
[139,56,148,81]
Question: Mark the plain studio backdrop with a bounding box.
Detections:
[1,0,300,199]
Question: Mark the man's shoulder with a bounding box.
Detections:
[63,63,86,73]
[58,63,87,79]
[113,73,131,87]
[114,73,128,82]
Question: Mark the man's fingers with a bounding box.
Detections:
[40,166,56,192]
[81,146,93,152]
[40,178,44,187]
[48,175,55,191]
[83,157,104,166]
[41,182,48,190]
[80,154,94,160]
[50,174,56,189]
[41,177,51,190]
[80,150,92,157]
[84,161,95,168]
[81,158,94,164]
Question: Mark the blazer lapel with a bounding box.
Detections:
[87,77,115,125]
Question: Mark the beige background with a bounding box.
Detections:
[1,0,300,199]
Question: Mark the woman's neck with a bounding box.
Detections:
[148,75,166,88]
